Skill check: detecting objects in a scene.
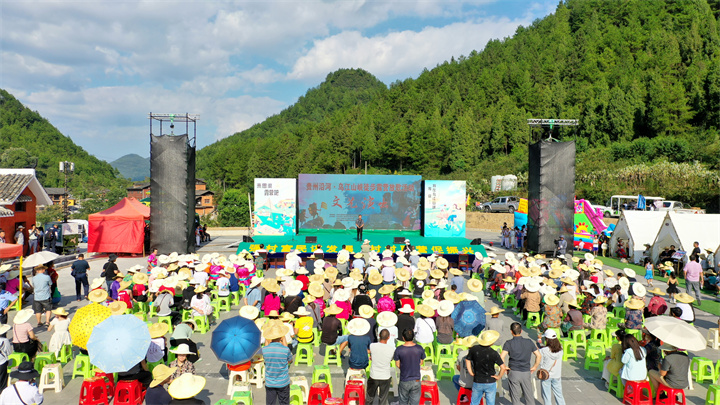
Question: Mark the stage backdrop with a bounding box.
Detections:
[298,174,421,230]
[424,180,467,237]
[253,178,296,236]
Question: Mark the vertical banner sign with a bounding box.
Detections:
[253,178,296,235]
[297,174,421,230]
[423,180,466,237]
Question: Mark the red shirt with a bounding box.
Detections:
[296,275,309,291]
[132,284,147,298]
[399,298,415,316]
[118,290,132,310]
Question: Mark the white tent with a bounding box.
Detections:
[651,213,720,265]
[609,211,666,264]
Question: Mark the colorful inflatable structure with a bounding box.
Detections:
[574,199,614,251]
[513,198,528,229]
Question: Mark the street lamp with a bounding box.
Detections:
[59,161,74,222]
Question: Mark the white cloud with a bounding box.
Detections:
[289,16,533,81]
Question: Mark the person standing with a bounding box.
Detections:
[262,321,293,405]
[466,330,506,405]
[684,256,703,304]
[355,214,364,241]
[47,224,59,253]
[71,254,90,301]
[500,322,542,405]
[14,226,25,256]
[27,225,39,255]
[690,241,701,261]
[537,330,565,405]
[103,254,119,291]
[555,236,567,257]
[367,329,396,405]
[393,329,425,405]
[32,266,53,326]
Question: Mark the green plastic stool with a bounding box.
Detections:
[606,317,623,328]
[134,312,148,322]
[157,316,174,333]
[606,326,620,346]
[167,347,176,364]
[339,318,348,335]
[72,353,93,379]
[434,344,453,363]
[626,328,643,341]
[214,400,238,405]
[612,307,625,319]
[435,354,455,381]
[502,294,517,308]
[706,384,720,405]
[582,314,592,324]
[323,345,341,367]
[135,301,149,314]
[452,345,468,359]
[289,384,303,405]
[418,343,434,364]
[560,338,577,361]
[238,284,247,296]
[294,343,314,366]
[148,303,158,318]
[194,315,210,334]
[569,329,587,349]
[217,296,232,312]
[7,352,29,371]
[312,365,333,393]
[313,329,321,347]
[584,344,604,372]
[181,309,192,322]
[691,357,717,383]
[230,291,241,306]
[58,344,73,364]
[33,352,57,374]
[211,301,222,318]
[231,389,253,405]
[211,290,220,301]
[608,373,624,398]
[526,312,542,328]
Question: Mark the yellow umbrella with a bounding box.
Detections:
[69,303,112,350]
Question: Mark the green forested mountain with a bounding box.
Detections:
[200,0,719,212]
[0,89,129,217]
[110,154,150,181]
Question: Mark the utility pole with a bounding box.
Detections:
[59,161,74,222]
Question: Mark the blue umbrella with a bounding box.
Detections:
[87,315,151,373]
[211,316,262,365]
[451,300,486,337]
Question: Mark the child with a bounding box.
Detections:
[644,261,654,287]
[666,271,679,303]
[592,235,599,255]
[47,308,72,357]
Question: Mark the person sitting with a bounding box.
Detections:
[169,344,196,381]
[11,309,40,360]
[167,372,207,405]
[620,334,647,386]
[146,364,176,405]
[320,305,348,346]
[169,321,199,363]
[118,360,152,388]
[293,307,315,345]
[0,361,43,404]
[648,344,690,393]
[585,296,608,330]
[339,318,372,373]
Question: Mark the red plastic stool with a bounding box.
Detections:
[419,380,440,405]
[655,384,686,405]
[114,380,145,405]
[457,387,485,405]
[623,380,652,405]
[343,380,365,405]
[324,398,344,405]
[309,382,332,405]
[94,371,115,399]
[79,377,109,405]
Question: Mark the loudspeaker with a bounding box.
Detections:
[527,141,575,254]
[470,238,482,245]
[394,237,405,244]
[243,235,254,243]
[305,236,317,243]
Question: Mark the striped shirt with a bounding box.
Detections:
[262,342,293,388]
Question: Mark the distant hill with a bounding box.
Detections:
[110,154,150,181]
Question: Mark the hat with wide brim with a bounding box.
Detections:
[449,268,463,276]
[430,269,444,279]
[623,268,637,278]
[417,260,431,271]
[90,278,105,290]
[334,288,350,302]
[624,298,645,310]
[593,296,608,304]
[239,305,260,320]
[324,304,343,315]
[354,253,363,259]
[525,280,541,293]
[358,305,374,319]
[436,300,455,316]
[488,306,504,315]
[544,294,560,306]
[347,318,371,336]
[150,364,177,388]
[632,283,647,297]
[88,289,108,303]
[108,301,128,316]
[13,308,34,325]
[149,322,170,339]
[378,285,395,295]
[170,343,195,355]
[308,282,324,298]
[262,280,280,293]
[436,257,449,270]
[477,330,500,346]
[675,293,695,304]
[648,287,666,296]
[398,304,414,313]
[377,311,398,327]
[132,273,149,285]
[416,304,435,318]
[567,300,581,309]
[284,280,303,297]
[618,277,630,291]
[262,319,290,340]
[548,267,563,279]
[467,279,483,292]
[396,269,410,282]
[10,362,40,381]
[279,312,295,322]
[168,373,206,400]
[52,307,69,317]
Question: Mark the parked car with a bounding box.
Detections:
[656,200,706,214]
[481,196,520,213]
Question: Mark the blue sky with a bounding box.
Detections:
[1,0,557,162]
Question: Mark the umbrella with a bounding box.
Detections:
[211,316,261,365]
[87,315,151,373]
[0,243,22,259]
[21,251,59,267]
[644,316,706,351]
[69,303,112,350]
[451,300,486,337]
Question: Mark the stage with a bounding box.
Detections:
[237,229,487,259]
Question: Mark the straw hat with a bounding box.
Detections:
[488,306,504,316]
[353,253,363,259]
[263,280,280,293]
[567,300,581,309]
[334,289,350,302]
[324,304,343,315]
[424,298,440,310]
[368,272,383,286]
[170,344,195,355]
[131,273,148,285]
[194,286,208,294]
[593,296,608,304]
[624,298,645,310]
[560,277,575,286]
[337,255,348,264]
[349,270,363,282]
[525,280,541,293]
[416,304,435,318]
[557,285,568,294]
[477,330,500,346]
[308,282,324,298]
[88,290,108,303]
[584,253,595,261]
[648,287,666,296]
[267,310,280,318]
[13,308,34,325]
[149,323,170,339]
[444,291,461,304]
[467,279,483,292]
[398,304,414,313]
[420,290,433,301]
[436,300,455,316]
[449,268,463,276]
[378,285,394,295]
[377,312,398,327]
[168,373,206,400]
[368,290,377,299]
[108,301,128,316]
[309,274,324,283]
[396,269,410,282]
[623,268,637,278]
[88,277,104,290]
[632,283,647,297]
[544,294,560,306]
[52,308,69,317]
[0,264,11,272]
[347,318,371,336]
[239,305,260,320]
[324,267,339,280]
[430,269,444,279]
[284,280,303,296]
[358,305,374,319]
[618,277,630,291]
[675,293,695,304]
[263,320,290,340]
[548,267,563,279]
[150,364,177,388]
[417,259,430,271]
[279,312,294,322]
[411,270,427,280]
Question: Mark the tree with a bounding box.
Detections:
[218,189,250,227]
[0,148,37,168]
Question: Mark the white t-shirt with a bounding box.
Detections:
[369,342,396,380]
[190,294,212,316]
[216,277,230,296]
[193,271,209,287]
[381,266,395,282]
[413,317,436,344]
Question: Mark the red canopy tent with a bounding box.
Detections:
[88,197,150,254]
[0,243,22,259]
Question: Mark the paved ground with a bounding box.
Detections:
[14,229,720,404]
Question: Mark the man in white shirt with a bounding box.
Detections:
[0,362,43,405]
[413,312,437,344]
[285,251,301,272]
[352,253,365,271]
[381,265,395,284]
[367,329,396,405]
[338,245,350,258]
[216,271,231,297]
[192,270,209,287]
